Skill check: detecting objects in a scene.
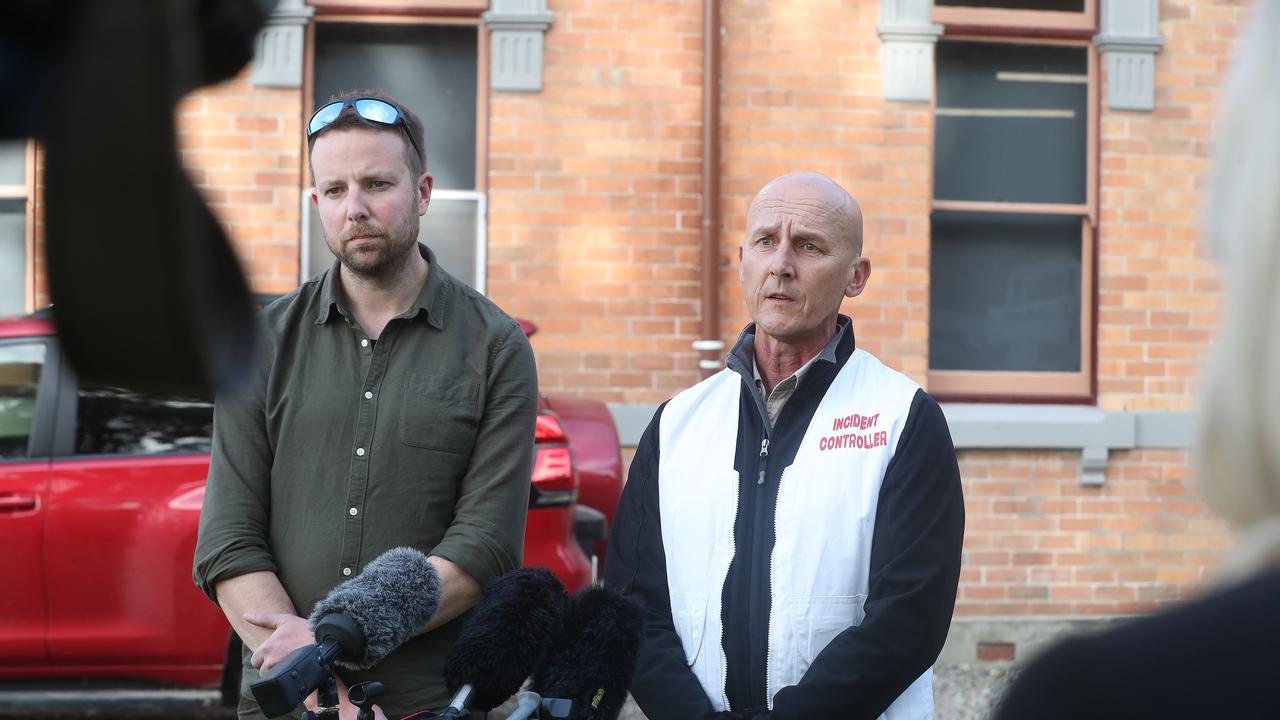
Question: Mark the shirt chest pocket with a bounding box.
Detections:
[399,373,480,455]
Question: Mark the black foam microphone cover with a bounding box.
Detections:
[443,567,570,712]
[530,585,644,720]
[308,547,442,671]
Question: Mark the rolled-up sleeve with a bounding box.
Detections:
[429,321,538,589]
[193,361,277,604]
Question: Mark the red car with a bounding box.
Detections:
[0,311,622,704]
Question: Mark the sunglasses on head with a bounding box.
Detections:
[308,97,423,165]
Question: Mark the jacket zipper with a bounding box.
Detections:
[745,432,771,708]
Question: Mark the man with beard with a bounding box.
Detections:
[606,173,964,719]
[194,92,538,720]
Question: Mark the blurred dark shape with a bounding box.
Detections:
[0,0,277,395]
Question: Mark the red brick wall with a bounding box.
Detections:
[21,0,1252,622]
[1094,0,1244,413]
[957,449,1231,617]
[175,74,305,295]
[487,0,709,404]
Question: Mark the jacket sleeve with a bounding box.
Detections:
[769,390,965,720]
[604,404,721,720]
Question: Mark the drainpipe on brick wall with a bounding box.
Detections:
[695,0,725,378]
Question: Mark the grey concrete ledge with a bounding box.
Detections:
[608,403,1194,452]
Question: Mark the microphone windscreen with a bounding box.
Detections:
[530,585,643,720]
[308,547,442,670]
[444,567,569,711]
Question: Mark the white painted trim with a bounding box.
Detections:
[1094,0,1164,112]
[251,0,314,89]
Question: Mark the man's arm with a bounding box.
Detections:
[429,321,538,593]
[604,406,722,720]
[420,555,481,632]
[769,391,965,720]
[194,353,288,642]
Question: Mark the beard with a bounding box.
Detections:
[328,209,421,280]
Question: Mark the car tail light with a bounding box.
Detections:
[530,447,576,507]
[535,413,568,443]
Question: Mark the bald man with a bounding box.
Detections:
[605,173,965,720]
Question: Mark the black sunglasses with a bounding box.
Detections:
[308,98,423,166]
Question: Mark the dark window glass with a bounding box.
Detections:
[935,41,1087,204]
[929,212,1082,372]
[936,0,1084,10]
[75,383,213,455]
[0,342,44,459]
[314,24,477,190]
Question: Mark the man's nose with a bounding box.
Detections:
[768,240,795,277]
[345,189,370,222]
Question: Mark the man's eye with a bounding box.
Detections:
[371,180,389,189]
[324,187,342,196]
[803,242,818,252]
[759,237,774,246]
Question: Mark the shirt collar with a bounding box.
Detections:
[728,314,852,379]
[314,243,449,330]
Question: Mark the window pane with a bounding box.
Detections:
[75,383,213,456]
[936,0,1084,10]
[0,343,45,459]
[421,196,480,289]
[935,42,1087,204]
[305,195,482,289]
[0,141,25,186]
[1,198,26,318]
[930,212,1082,372]
[314,23,478,190]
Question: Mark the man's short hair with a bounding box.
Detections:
[307,89,427,178]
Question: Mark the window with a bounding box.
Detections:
[74,382,213,456]
[0,342,45,459]
[928,20,1096,400]
[304,21,487,291]
[0,141,33,318]
[933,0,1095,33]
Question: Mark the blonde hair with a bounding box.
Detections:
[1196,0,1280,580]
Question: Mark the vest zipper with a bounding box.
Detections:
[756,438,769,485]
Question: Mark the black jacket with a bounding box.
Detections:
[605,319,965,720]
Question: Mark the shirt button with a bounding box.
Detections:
[342,567,352,576]
[364,391,373,399]
[360,339,369,348]
[356,447,366,457]
[349,507,358,516]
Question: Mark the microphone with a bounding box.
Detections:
[250,547,442,718]
[528,585,643,720]
[438,567,570,719]
[308,546,443,671]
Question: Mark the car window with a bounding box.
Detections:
[75,382,213,456]
[0,342,46,459]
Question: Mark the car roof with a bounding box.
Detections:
[0,310,55,339]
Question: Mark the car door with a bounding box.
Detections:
[0,336,58,665]
[43,376,228,681]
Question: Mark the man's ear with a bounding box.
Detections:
[738,245,745,282]
[418,172,433,216]
[845,256,871,298]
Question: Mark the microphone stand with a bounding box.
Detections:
[301,669,340,719]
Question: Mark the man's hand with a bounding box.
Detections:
[246,611,314,672]
[303,674,388,720]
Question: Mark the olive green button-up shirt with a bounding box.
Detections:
[193,245,537,717]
